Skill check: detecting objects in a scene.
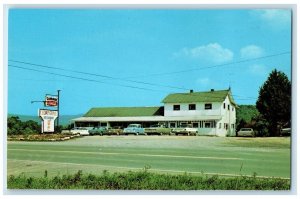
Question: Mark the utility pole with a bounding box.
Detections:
[57,90,61,128]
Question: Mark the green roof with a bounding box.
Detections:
[162,89,237,106]
[84,106,164,117]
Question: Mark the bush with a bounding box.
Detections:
[7,116,40,135]
[7,170,290,190]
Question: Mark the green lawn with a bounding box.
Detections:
[7,136,290,179]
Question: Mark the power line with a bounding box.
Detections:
[9,64,257,102]
[8,60,189,91]
[9,50,289,95]
[8,64,168,93]
[124,51,291,79]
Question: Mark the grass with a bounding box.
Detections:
[7,136,291,189]
[7,170,290,190]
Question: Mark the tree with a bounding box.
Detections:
[256,69,291,136]
[7,116,40,135]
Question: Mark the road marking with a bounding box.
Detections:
[8,148,242,160]
[7,159,290,180]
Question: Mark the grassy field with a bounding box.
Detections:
[7,136,290,179]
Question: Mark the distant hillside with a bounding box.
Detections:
[8,114,83,126]
[236,105,259,123]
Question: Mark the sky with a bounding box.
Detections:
[7,9,292,115]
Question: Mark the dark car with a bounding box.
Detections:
[88,127,107,136]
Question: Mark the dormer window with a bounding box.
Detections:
[205,103,212,110]
[173,105,180,111]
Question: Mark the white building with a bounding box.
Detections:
[73,89,237,137]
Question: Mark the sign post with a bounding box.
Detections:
[44,90,61,130]
[32,90,61,133]
[39,109,58,133]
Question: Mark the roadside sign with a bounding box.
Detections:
[39,109,58,133]
[45,95,58,107]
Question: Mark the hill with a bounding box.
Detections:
[8,114,82,126]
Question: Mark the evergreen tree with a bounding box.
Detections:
[256,69,291,136]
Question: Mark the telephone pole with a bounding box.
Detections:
[57,90,61,128]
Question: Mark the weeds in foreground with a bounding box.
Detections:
[7,170,290,190]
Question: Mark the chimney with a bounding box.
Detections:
[190,89,193,93]
[211,89,214,92]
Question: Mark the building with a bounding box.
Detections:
[72,89,237,136]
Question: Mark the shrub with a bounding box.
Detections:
[7,171,290,190]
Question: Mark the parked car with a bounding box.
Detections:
[88,126,107,136]
[237,128,255,137]
[103,126,123,135]
[280,128,291,136]
[171,124,198,136]
[144,124,172,135]
[70,127,90,136]
[123,124,145,135]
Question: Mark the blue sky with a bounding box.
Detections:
[8,9,291,115]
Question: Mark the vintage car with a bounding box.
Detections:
[237,128,255,137]
[70,127,90,136]
[123,124,145,135]
[280,128,291,136]
[103,126,123,135]
[171,124,198,136]
[144,124,172,135]
[88,126,107,136]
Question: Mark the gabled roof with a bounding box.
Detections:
[161,89,237,106]
[84,106,164,117]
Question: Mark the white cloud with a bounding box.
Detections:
[176,43,234,64]
[248,64,268,76]
[240,45,265,59]
[252,9,291,29]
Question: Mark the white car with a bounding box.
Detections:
[171,124,198,136]
[70,127,90,136]
[237,128,255,137]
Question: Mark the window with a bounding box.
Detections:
[219,123,222,129]
[224,123,228,130]
[228,105,230,110]
[205,122,211,128]
[192,122,199,128]
[189,104,196,110]
[231,124,235,129]
[100,123,107,127]
[223,103,226,109]
[205,103,212,110]
[232,107,234,111]
[173,105,180,111]
[169,122,176,128]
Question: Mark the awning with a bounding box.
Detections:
[72,115,222,122]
